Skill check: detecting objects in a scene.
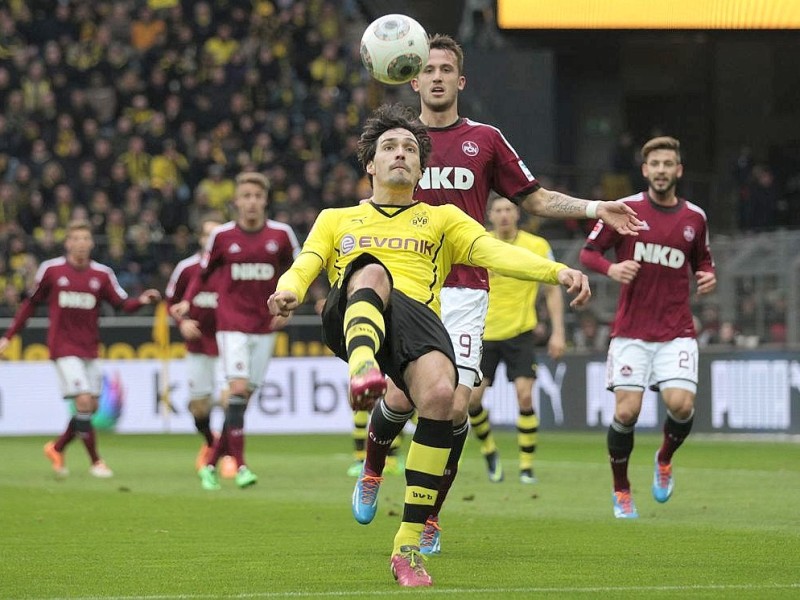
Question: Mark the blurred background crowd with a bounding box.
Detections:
[0,0,384,309]
[0,0,794,349]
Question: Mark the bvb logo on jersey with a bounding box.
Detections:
[410,210,428,227]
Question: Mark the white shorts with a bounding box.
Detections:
[186,352,220,400]
[606,337,698,394]
[440,287,489,388]
[55,357,102,398]
[216,331,277,391]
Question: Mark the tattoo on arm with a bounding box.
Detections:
[543,191,587,217]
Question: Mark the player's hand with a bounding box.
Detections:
[178,319,202,341]
[597,201,644,236]
[556,268,591,308]
[547,330,566,360]
[314,297,326,315]
[695,270,717,295]
[0,336,9,356]
[268,291,299,317]
[271,314,292,330]
[170,300,190,319]
[139,289,162,304]
[608,260,641,284]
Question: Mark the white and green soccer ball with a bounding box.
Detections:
[360,14,429,85]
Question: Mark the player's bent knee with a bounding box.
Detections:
[661,385,696,419]
[614,408,640,427]
[74,393,96,413]
[228,380,249,398]
[424,378,456,406]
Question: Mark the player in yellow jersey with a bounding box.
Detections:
[268,104,591,588]
[468,196,566,486]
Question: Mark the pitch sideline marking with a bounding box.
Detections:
[40,582,800,599]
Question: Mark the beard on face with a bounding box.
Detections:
[649,174,677,194]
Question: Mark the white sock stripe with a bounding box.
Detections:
[611,419,635,434]
[667,408,695,423]
[378,400,413,424]
[452,420,469,436]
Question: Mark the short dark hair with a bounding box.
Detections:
[641,136,681,163]
[428,33,464,75]
[357,103,431,177]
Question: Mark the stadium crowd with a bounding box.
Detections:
[0,0,377,313]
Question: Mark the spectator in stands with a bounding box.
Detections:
[196,164,235,215]
[119,135,151,188]
[572,310,611,353]
[203,22,239,66]
[309,41,346,89]
[739,164,780,232]
[130,6,166,54]
[0,282,23,318]
[715,321,739,346]
[0,1,377,317]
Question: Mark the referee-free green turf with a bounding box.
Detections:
[1,431,798,599]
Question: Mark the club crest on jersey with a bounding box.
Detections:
[683,226,695,242]
[265,240,279,253]
[89,277,101,290]
[229,243,242,254]
[340,234,356,254]
[57,276,70,287]
[410,210,428,227]
[462,140,479,156]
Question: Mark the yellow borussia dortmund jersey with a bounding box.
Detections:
[278,202,566,317]
[484,230,554,341]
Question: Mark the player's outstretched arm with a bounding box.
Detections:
[521,187,643,235]
[139,289,162,304]
[468,233,567,292]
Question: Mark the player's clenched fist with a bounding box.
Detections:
[268,291,299,317]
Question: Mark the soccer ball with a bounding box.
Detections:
[360,14,429,85]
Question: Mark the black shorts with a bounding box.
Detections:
[481,331,538,385]
[321,253,456,399]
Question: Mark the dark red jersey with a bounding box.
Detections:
[581,193,715,342]
[415,118,539,290]
[3,258,143,359]
[166,254,219,356]
[184,220,300,334]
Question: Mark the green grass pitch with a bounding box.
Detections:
[1,431,798,599]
